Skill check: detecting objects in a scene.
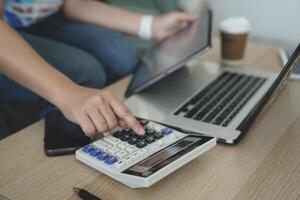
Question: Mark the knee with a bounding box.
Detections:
[84,27,139,79]
[105,38,139,82]
[114,42,139,76]
[64,51,107,88]
[79,57,107,88]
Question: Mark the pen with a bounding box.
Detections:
[73,187,102,200]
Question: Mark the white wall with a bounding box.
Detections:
[208,0,300,48]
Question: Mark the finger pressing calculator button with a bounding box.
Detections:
[105,156,118,165]
[93,140,112,151]
[139,119,149,126]
[97,152,109,161]
[104,135,121,145]
[136,141,147,148]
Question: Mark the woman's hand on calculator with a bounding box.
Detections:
[56,86,145,137]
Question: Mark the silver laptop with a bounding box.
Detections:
[125,11,300,144]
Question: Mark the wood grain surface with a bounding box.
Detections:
[0,39,299,200]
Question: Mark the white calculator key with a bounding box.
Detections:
[107,146,121,155]
[115,150,128,159]
[172,133,181,139]
[131,151,140,159]
[118,142,130,149]
[115,160,126,168]
[93,140,111,151]
[138,149,147,155]
[162,137,173,144]
[126,146,138,153]
[103,135,121,145]
[124,156,133,164]
[154,140,164,147]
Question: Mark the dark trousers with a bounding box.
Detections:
[0,14,139,139]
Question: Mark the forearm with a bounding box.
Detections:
[63,0,142,36]
[0,20,76,107]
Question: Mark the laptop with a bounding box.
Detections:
[125,11,300,144]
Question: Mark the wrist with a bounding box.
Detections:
[48,79,79,110]
[151,16,163,41]
[138,15,154,40]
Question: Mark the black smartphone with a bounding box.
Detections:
[44,111,91,156]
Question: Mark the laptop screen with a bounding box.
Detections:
[266,44,300,105]
[126,11,212,97]
[237,44,300,132]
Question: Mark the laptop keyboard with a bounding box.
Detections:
[174,72,266,127]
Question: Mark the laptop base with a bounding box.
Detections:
[125,62,277,144]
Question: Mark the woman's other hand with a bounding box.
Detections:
[152,12,198,41]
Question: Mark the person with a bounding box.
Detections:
[0,0,197,138]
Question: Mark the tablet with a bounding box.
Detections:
[126,10,212,97]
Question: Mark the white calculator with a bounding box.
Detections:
[76,121,216,188]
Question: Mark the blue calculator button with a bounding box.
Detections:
[97,152,109,161]
[162,128,173,135]
[104,156,118,165]
[89,149,102,157]
[82,145,94,153]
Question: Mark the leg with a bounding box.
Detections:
[0,32,106,138]
[1,32,107,102]
[23,13,139,83]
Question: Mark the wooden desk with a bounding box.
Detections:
[1,39,300,200]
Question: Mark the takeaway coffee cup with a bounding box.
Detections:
[219,17,251,66]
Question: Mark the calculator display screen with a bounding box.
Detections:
[123,135,207,177]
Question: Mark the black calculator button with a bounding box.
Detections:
[122,127,132,134]
[120,133,131,141]
[153,132,163,139]
[113,131,121,138]
[146,129,156,135]
[145,136,155,144]
[137,134,146,140]
[136,141,147,148]
[128,137,138,145]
